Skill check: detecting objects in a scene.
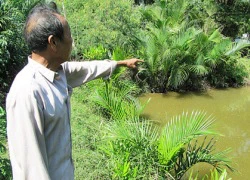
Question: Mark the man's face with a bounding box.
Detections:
[57,15,73,63]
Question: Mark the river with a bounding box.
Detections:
[139,86,250,179]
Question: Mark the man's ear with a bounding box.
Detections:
[48,35,57,52]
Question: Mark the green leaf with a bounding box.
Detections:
[158,111,217,166]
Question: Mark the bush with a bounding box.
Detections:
[0,0,42,105]
[207,55,248,88]
[214,1,250,38]
[55,0,142,59]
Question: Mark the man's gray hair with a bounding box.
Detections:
[24,3,64,52]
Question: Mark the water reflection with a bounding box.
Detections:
[237,138,250,155]
[139,86,250,179]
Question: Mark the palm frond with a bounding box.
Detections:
[225,40,250,56]
[167,65,189,88]
[174,27,202,48]
[144,36,162,75]
[104,118,159,145]
[210,39,231,58]
[141,6,165,28]
[190,65,209,76]
[158,111,218,165]
[100,118,160,177]
[208,29,223,43]
[206,39,232,67]
[92,80,146,121]
[174,137,234,179]
[167,0,188,24]
[210,169,232,180]
[194,32,209,50]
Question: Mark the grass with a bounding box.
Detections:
[70,84,111,179]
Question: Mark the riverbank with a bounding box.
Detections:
[245,78,250,85]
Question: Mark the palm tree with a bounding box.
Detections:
[138,0,249,92]
[138,0,211,92]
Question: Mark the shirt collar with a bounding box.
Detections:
[28,56,57,83]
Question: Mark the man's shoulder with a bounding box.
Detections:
[13,65,36,85]
[6,64,46,108]
[8,65,41,97]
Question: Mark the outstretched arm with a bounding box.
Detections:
[64,58,144,88]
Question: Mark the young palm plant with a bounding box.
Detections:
[99,110,233,179]
[158,111,217,166]
[100,118,160,179]
[92,78,145,121]
[158,111,234,179]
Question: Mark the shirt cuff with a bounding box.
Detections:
[103,60,117,80]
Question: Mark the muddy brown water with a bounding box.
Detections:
[139,86,250,179]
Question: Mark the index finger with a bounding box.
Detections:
[136,59,144,62]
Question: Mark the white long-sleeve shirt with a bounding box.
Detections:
[6,57,117,180]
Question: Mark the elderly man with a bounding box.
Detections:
[6,4,142,180]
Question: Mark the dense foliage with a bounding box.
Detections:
[56,0,142,60]
[0,0,23,105]
[0,0,248,101]
[0,0,44,106]
[55,0,250,93]
[214,0,250,38]
[137,0,249,92]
